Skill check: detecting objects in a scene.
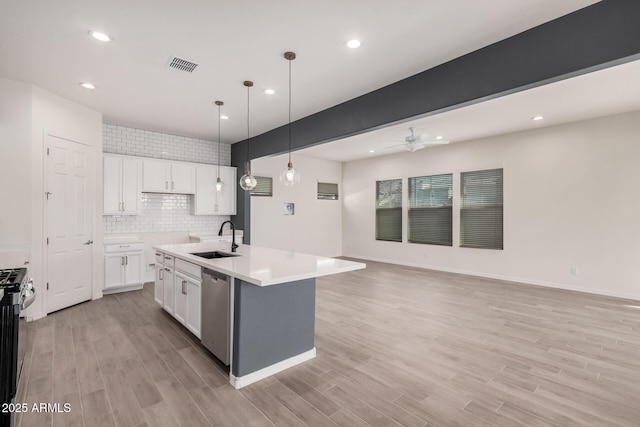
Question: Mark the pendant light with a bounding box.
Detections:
[239,80,257,191]
[279,51,301,186]
[214,100,225,194]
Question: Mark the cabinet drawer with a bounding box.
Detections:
[155,251,165,264]
[105,243,144,253]
[175,258,201,280]
[162,254,175,267]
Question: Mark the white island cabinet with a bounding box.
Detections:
[153,241,365,389]
[104,241,144,293]
[155,250,202,338]
[143,158,195,194]
[103,154,141,215]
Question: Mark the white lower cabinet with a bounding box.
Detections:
[163,266,175,314]
[155,253,201,338]
[104,243,144,293]
[154,264,164,305]
[186,274,201,337]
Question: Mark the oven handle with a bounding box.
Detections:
[20,279,36,310]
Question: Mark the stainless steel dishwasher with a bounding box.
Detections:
[201,268,230,365]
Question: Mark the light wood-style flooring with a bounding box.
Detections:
[17,259,640,426]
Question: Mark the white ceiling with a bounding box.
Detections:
[298,58,640,162]
[0,0,598,143]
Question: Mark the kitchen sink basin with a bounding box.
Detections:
[190,251,240,259]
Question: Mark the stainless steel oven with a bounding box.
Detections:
[0,268,35,427]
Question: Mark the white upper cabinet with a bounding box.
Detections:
[192,165,236,215]
[103,154,141,215]
[171,162,196,193]
[142,158,195,194]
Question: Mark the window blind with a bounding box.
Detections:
[460,168,503,249]
[251,176,273,197]
[375,179,402,242]
[317,182,339,200]
[408,174,452,246]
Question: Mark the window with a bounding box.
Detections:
[375,179,402,242]
[460,168,503,249]
[317,182,339,200]
[250,176,273,197]
[408,174,453,246]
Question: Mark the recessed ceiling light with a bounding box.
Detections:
[345,39,361,49]
[435,135,444,140]
[532,115,544,121]
[79,82,96,89]
[89,30,111,42]
[264,89,275,95]
[220,115,229,120]
[369,150,375,153]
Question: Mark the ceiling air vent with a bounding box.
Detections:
[167,56,199,73]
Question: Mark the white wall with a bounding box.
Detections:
[343,110,640,300]
[0,79,32,266]
[251,153,343,257]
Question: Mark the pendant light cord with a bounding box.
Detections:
[246,82,251,174]
[288,57,292,164]
[217,103,221,178]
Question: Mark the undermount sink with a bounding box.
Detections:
[190,251,240,259]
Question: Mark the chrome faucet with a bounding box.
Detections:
[218,220,239,252]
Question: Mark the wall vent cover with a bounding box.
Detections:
[167,56,199,73]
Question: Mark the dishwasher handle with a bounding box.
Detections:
[203,268,228,282]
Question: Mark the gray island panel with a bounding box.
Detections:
[232,278,315,377]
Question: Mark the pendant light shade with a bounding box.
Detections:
[214,100,225,194]
[239,80,257,191]
[279,51,301,186]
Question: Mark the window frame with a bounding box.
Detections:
[317,182,339,200]
[460,168,504,250]
[375,178,403,242]
[250,176,273,197]
[407,173,453,246]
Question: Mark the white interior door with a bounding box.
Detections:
[46,134,93,313]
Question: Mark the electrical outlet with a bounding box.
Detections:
[570,266,578,276]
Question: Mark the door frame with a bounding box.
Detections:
[42,130,97,315]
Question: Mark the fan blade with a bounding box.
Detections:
[405,143,425,152]
[420,139,450,145]
[384,143,409,149]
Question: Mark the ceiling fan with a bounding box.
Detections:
[386,127,449,152]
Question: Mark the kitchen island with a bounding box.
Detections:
[152,241,365,388]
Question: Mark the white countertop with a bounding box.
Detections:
[153,242,365,286]
[104,234,143,244]
[189,230,243,238]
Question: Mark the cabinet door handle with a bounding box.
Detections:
[155,252,161,256]
[165,181,169,189]
[159,269,163,280]
[171,181,175,190]
[125,256,128,265]
[164,267,171,272]
[121,256,125,266]
[182,280,187,294]
[164,256,171,260]
[122,202,125,211]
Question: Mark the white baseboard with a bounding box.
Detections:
[345,254,640,301]
[26,312,46,322]
[102,284,143,295]
[229,347,316,389]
